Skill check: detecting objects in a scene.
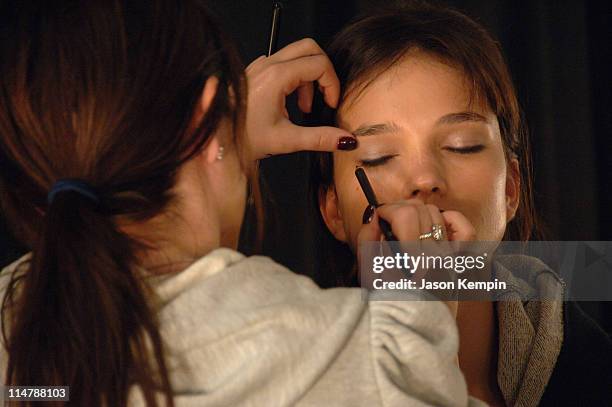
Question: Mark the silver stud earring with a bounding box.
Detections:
[216,146,224,161]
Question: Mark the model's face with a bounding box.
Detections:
[321,52,520,249]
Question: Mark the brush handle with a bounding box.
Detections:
[267,2,283,56]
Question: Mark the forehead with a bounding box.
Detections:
[337,51,490,128]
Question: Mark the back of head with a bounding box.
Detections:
[0,1,244,405]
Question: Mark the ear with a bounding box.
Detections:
[505,156,521,222]
[192,77,223,165]
[200,76,220,117]
[319,185,348,242]
[189,76,220,134]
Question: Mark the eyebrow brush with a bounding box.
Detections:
[355,167,397,241]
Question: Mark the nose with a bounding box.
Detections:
[403,156,447,201]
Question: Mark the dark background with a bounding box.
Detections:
[1,0,610,330]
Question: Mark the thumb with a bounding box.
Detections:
[441,210,477,241]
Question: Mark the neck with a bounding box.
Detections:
[117,202,220,276]
[457,300,505,406]
[118,157,227,274]
[122,218,220,275]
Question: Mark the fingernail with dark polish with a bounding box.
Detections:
[337,136,358,151]
[362,205,375,224]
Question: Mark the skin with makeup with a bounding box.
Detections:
[320,51,517,405]
[322,51,519,247]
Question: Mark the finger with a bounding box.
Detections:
[358,211,398,285]
[278,54,340,108]
[423,204,454,258]
[245,55,268,73]
[414,203,435,255]
[268,38,325,62]
[276,120,355,153]
[375,203,421,241]
[416,203,433,235]
[441,210,477,241]
[297,81,314,113]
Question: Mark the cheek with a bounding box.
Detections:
[333,162,370,248]
[450,155,508,240]
[339,184,370,247]
[359,169,406,202]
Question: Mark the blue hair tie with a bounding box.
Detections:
[47,179,100,205]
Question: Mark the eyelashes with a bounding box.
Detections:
[359,154,398,167]
[358,145,485,168]
[444,145,485,154]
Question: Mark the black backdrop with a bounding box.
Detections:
[1,0,610,329]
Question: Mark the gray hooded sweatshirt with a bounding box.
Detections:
[1,248,479,406]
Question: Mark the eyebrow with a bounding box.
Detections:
[350,111,488,137]
[351,122,400,137]
[436,111,489,125]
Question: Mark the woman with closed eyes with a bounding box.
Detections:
[309,3,612,406]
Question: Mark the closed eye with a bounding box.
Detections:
[359,154,398,167]
[445,145,485,154]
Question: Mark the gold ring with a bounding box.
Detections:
[418,231,433,240]
[419,224,444,241]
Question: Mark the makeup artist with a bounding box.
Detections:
[0,1,481,406]
[309,3,612,406]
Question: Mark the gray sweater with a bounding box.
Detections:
[1,248,479,406]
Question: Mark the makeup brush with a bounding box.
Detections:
[355,167,397,241]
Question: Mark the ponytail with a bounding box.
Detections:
[3,189,173,406]
[0,1,248,404]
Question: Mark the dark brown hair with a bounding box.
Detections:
[309,1,541,285]
[0,1,247,405]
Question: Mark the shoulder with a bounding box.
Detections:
[0,252,30,282]
[0,253,30,385]
[179,249,368,309]
[493,254,564,290]
[151,248,371,346]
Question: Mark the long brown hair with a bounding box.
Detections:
[0,1,246,405]
[308,1,542,285]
